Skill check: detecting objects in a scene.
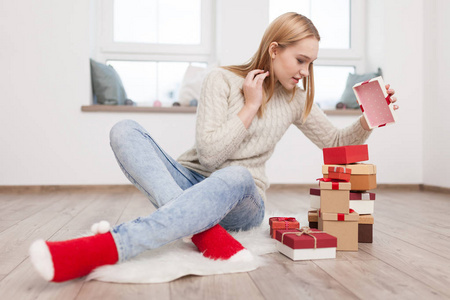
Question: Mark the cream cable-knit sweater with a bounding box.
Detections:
[177,68,372,201]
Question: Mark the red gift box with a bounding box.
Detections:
[275,228,337,260]
[269,217,299,239]
[275,228,337,249]
[323,145,369,164]
[327,166,352,182]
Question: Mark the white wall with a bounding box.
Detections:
[0,0,445,187]
[423,0,450,189]
[362,0,424,185]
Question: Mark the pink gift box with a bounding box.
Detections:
[353,76,396,129]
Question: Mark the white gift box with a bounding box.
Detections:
[276,241,336,261]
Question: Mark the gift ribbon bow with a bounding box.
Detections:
[337,209,355,220]
[280,226,326,249]
[316,177,347,189]
[331,166,351,174]
[320,209,355,221]
[275,217,297,229]
[334,166,345,173]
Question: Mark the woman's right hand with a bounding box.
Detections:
[242,69,270,111]
[238,69,270,129]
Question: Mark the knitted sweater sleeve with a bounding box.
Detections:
[294,102,372,149]
[195,69,248,170]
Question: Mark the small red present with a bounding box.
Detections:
[323,163,377,191]
[269,217,299,239]
[323,145,369,164]
[327,166,352,182]
[275,227,337,260]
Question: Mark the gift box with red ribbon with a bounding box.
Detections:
[275,227,337,260]
[269,217,300,239]
[323,163,377,191]
[317,179,351,213]
[318,209,359,251]
[310,188,375,213]
[318,178,351,191]
[323,144,369,165]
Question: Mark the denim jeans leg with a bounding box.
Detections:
[110,119,205,208]
[111,166,265,262]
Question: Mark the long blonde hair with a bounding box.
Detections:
[223,12,320,121]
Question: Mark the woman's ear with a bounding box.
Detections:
[268,42,279,59]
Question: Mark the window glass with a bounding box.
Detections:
[312,65,355,110]
[107,60,207,106]
[114,0,201,44]
[269,0,350,49]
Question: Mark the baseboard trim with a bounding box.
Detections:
[0,184,138,193]
[268,183,423,191]
[419,184,450,194]
[0,183,449,194]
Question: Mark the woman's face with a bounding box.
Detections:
[271,37,319,91]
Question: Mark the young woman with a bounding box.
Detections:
[30,12,397,282]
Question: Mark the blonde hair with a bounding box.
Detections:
[223,12,320,121]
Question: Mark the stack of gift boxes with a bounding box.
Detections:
[309,144,376,247]
[269,210,338,261]
[268,144,376,260]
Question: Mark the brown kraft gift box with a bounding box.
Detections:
[323,163,377,191]
[318,210,359,251]
[308,210,318,229]
[319,181,351,213]
[358,214,374,243]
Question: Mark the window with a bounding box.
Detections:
[270,0,365,109]
[94,0,214,107]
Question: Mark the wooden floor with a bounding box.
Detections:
[0,186,449,299]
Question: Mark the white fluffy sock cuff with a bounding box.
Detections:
[29,239,54,281]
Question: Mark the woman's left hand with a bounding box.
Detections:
[386,84,399,110]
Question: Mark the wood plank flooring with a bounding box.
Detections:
[0,186,449,299]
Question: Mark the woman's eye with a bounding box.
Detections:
[297,59,304,64]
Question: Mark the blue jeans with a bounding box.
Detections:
[109,120,265,262]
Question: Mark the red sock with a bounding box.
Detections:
[29,232,119,282]
[191,224,252,261]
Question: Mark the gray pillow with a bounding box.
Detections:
[337,68,382,109]
[90,59,127,105]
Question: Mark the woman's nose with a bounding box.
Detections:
[299,68,309,78]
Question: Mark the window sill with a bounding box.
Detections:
[81,105,197,114]
[81,105,361,116]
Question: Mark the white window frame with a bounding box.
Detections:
[314,0,366,72]
[94,0,215,64]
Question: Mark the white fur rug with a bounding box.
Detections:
[87,213,302,283]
